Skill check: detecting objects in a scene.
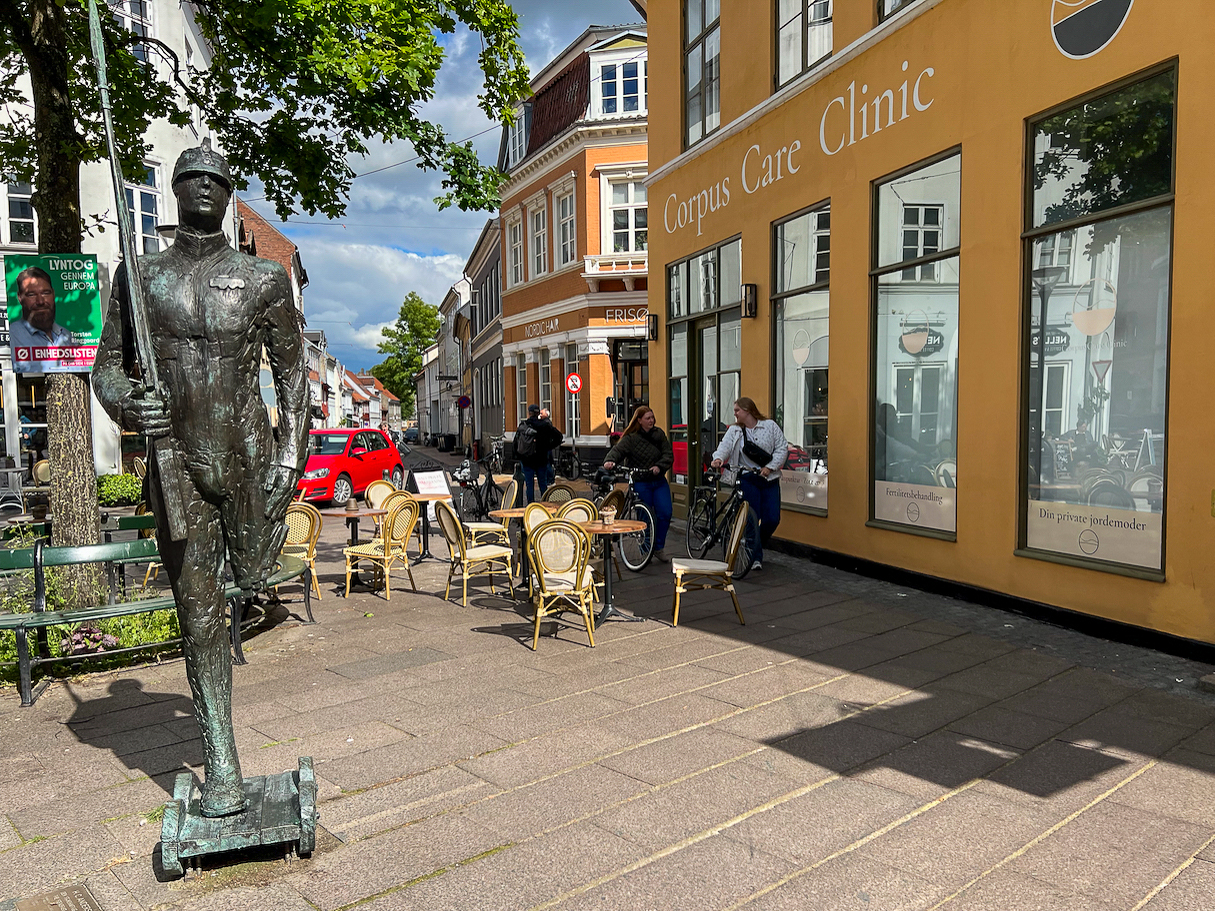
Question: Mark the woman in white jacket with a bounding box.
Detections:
[710,397,789,570]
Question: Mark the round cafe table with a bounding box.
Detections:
[578,519,648,627]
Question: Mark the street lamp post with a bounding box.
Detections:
[1030,265,1067,485]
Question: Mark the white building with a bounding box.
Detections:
[0,1,222,475]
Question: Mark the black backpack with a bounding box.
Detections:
[515,421,538,458]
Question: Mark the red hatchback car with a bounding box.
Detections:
[297,428,404,504]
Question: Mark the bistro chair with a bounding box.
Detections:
[281,502,324,600]
[526,518,595,650]
[343,498,419,599]
[540,482,577,504]
[31,459,50,487]
[364,478,396,537]
[132,456,147,480]
[670,505,749,628]
[556,498,597,523]
[435,499,513,607]
[464,478,517,546]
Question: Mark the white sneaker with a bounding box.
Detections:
[751,560,762,571]
[653,549,670,563]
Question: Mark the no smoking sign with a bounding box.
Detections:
[565,372,582,394]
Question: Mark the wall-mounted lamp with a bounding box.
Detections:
[741,283,758,318]
[647,313,659,341]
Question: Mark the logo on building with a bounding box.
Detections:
[1051,0,1134,59]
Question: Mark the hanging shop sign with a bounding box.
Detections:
[4,253,102,373]
[1052,0,1134,60]
[1030,326,1072,358]
[898,327,945,358]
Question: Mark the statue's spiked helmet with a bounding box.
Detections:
[172,137,232,192]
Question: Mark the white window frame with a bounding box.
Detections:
[608,179,648,253]
[112,0,153,62]
[596,163,648,257]
[530,204,548,277]
[900,203,944,282]
[507,111,527,168]
[516,354,528,422]
[5,182,36,246]
[893,362,944,446]
[506,215,524,288]
[777,0,833,89]
[596,53,648,118]
[539,348,552,413]
[557,192,576,266]
[125,163,162,254]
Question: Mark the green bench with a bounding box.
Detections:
[0,538,310,706]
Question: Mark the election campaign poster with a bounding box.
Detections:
[4,253,103,373]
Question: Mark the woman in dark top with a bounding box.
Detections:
[603,404,674,562]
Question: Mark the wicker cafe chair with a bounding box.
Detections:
[556,498,597,523]
[540,482,577,504]
[464,477,517,546]
[527,518,595,650]
[282,502,323,600]
[670,504,749,628]
[364,478,397,537]
[522,502,555,598]
[343,498,419,599]
[435,499,513,607]
[132,456,147,479]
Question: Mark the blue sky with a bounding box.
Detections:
[240,1,643,373]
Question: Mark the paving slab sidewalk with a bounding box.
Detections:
[1,509,1214,911]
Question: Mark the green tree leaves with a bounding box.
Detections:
[370,291,440,418]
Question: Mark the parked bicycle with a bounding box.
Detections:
[451,457,503,523]
[589,467,655,571]
[685,469,761,581]
[486,435,505,476]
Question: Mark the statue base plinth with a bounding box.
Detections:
[159,756,317,876]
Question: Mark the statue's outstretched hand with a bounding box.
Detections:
[125,390,171,438]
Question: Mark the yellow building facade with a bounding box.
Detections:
[648,0,1215,644]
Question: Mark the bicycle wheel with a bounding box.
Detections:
[726,505,761,581]
[617,502,654,571]
[685,496,715,558]
[484,480,502,515]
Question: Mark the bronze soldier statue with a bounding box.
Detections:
[93,141,309,817]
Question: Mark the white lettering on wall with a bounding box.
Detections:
[605,306,648,323]
[524,318,559,338]
[662,60,939,235]
[819,61,936,156]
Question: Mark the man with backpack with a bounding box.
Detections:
[516,403,563,502]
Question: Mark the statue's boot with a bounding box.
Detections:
[200,773,247,817]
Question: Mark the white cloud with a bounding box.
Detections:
[261,1,642,373]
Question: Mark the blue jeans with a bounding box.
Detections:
[523,464,554,503]
[739,474,782,562]
[633,477,672,551]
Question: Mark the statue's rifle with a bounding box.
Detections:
[87,0,189,540]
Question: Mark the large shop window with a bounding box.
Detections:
[1022,69,1175,573]
[777,0,833,90]
[774,204,830,513]
[872,153,961,534]
[685,0,721,148]
[667,238,741,485]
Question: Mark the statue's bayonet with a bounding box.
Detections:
[87,0,188,540]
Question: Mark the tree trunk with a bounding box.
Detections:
[28,0,101,605]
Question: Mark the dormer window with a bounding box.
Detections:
[601,61,645,115]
